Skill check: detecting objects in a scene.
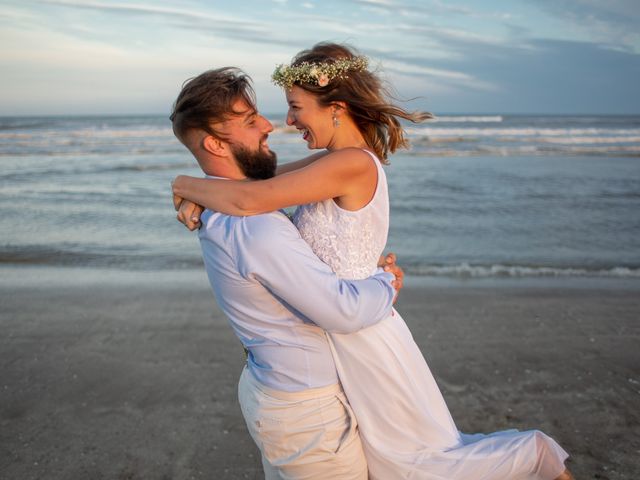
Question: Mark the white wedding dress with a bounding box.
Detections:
[293,150,569,479]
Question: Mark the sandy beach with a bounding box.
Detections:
[1,267,639,479]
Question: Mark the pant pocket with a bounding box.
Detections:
[329,393,360,455]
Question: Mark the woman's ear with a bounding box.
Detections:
[202,135,227,156]
[332,101,348,118]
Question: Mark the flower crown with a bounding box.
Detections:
[271,56,369,89]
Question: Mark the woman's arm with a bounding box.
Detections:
[172,151,330,229]
[275,150,329,175]
[172,148,377,216]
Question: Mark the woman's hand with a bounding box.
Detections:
[177,199,204,231]
[173,192,204,231]
[379,252,404,302]
[172,176,204,230]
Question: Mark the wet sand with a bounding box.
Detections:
[1,268,639,479]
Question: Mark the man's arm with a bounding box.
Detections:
[230,213,396,334]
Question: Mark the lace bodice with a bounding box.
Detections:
[292,150,389,280]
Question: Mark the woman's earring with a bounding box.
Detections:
[333,113,340,127]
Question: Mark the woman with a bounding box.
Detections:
[172,43,573,479]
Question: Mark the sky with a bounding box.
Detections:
[1,0,639,116]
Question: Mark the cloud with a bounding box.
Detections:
[274,11,376,37]
[40,0,266,32]
[37,0,356,51]
[349,0,428,17]
[350,0,398,7]
[348,0,513,20]
[37,0,298,48]
[397,23,507,49]
[424,37,640,113]
[171,20,296,49]
[531,0,640,51]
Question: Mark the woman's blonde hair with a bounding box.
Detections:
[289,42,432,163]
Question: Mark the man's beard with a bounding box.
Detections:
[230,143,277,180]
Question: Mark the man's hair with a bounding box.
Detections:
[170,67,256,141]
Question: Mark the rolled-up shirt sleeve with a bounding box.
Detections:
[230,213,395,334]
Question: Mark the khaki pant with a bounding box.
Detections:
[238,367,368,479]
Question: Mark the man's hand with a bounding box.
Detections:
[173,192,204,231]
[378,252,404,302]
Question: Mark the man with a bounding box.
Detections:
[170,67,402,479]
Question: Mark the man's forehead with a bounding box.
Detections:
[212,99,257,132]
[217,99,256,128]
[231,98,256,118]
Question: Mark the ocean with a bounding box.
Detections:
[1,114,639,279]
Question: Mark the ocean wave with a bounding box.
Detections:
[407,144,640,157]
[0,132,33,139]
[406,262,640,278]
[407,127,640,138]
[0,159,197,177]
[430,115,503,123]
[559,145,640,154]
[108,161,195,172]
[536,136,640,145]
[0,246,203,269]
[414,135,640,146]
[0,120,55,131]
[68,128,174,138]
[0,128,174,139]
[3,246,639,279]
[0,143,187,158]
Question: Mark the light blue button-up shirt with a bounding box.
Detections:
[198,208,395,392]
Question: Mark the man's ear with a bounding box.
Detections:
[202,135,228,156]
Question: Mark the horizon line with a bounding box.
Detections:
[2,112,640,119]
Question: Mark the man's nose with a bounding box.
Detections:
[260,115,274,133]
